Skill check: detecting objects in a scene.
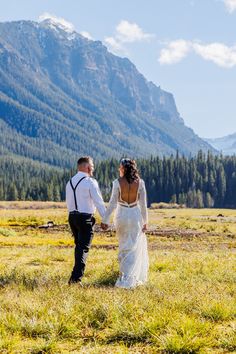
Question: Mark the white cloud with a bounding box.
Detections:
[104,20,154,54]
[159,40,191,64]
[223,0,236,13]
[80,31,93,40]
[104,36,126,54]
[159,39,236,68]
[193,42,236,68]
[38,13,75,33]
[116,20,154,43]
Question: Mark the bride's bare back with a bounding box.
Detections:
[118,177,139,204]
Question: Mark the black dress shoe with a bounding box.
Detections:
[68,278,83,286]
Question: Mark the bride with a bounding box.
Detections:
[101,158,149,289]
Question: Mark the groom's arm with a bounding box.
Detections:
[89,179,106,219]
[65,181,71,212]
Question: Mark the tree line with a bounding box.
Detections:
[1,151,236,208]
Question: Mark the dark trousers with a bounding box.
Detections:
[68,212,95,283]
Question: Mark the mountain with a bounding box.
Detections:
[205,133,236,155]
[0,19,215,168]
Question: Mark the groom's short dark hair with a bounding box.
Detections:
[77,156,93,167]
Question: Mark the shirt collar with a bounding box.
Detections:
[77,171,89,177]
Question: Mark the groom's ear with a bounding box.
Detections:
[87,165,93,175]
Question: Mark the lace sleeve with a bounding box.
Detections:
[139,179,148,224]
[102,180,119,224]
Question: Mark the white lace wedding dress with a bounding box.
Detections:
[102,179,149,289]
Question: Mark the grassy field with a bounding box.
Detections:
[0,202,235,353]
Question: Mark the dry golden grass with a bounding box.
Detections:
[0,202,235,353]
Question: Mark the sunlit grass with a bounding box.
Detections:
[0,202,235,353]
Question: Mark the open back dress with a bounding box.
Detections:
[102,178,149,289]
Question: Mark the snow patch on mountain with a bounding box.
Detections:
[38,13,75,34]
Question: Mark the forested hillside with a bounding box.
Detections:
[1,151,235,208]
[0,19,215,166]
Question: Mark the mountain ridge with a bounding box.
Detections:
[205,133,236,155]
[0,19,215,167]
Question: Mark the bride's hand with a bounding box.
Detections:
[142,224,147,232]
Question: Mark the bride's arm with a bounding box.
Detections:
[139,179,148,226]
[102,180,119,225]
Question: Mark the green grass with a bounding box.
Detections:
[0,226,16,237]
[0,202,235,353]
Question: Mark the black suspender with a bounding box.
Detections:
[69,176,86,211]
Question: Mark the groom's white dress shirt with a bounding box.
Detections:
[66,171,106,218]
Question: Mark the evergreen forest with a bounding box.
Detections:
[1,151,235,208]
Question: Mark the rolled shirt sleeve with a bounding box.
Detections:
[65,181,71,211]
[89,179,106,219]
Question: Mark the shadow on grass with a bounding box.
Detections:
[0,269,64,290]
[92,270,120,287]
[105,331,150,346]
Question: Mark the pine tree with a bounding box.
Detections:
[53,185,61,202]
[8,183,18,201]
[205,192,214,208]
[195,190,204,208]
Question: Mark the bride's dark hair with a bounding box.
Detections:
[120,158,140,184]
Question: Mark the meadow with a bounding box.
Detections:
[0,202,235,353]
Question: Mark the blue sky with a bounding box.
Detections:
[0,0,236,138]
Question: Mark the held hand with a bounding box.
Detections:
[142,224,148,232]
[101,222,109,231]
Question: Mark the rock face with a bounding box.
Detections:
[0,19,215,167]
[205,133,236,155]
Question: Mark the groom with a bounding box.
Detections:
[66,156,106,284]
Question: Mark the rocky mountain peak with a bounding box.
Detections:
[39,15,75,33]
[0,19,216,166]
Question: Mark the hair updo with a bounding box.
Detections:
[120,158,140,184]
